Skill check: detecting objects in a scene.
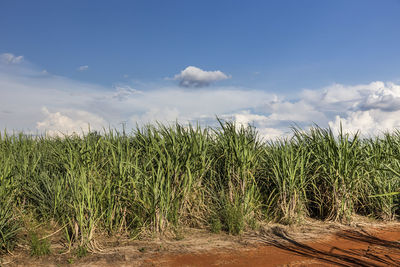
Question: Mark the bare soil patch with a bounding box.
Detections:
[2,219,400,266]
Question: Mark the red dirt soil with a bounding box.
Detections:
[146,226,400,266]
[2,223,400,266]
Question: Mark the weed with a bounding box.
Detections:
[75,245,87,258]
[210,217,222,234]
[29,232,51,257]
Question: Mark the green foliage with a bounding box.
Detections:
[75,245,87,259]
[29,232,51,257]
[361,133,400,220]
[0,189,20,253]
[211,120,262,233]
[293,126,364,222]
[0,143,20,253]
[263,139,312,224]
[210,217,222,234]
[223,201,245,235]
[0,123,399,254]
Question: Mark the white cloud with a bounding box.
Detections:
[174,66,230,87]
[358,82,400,112]
[258,127,286,140]
[3,53,400,139]
[229,111,286,139]
[130,107,181,125]
[112,85,142,101]
[77,65,89,71]
[36,107,107,136]
[233,110,269,127]
[118,87,274,129]
[266,100,326,123]
[297,81,400,135]
[329,109,400,136]
[0,56,274,136]
[220,81,400,138]
[0,53,24,64]
[224,110,292,139]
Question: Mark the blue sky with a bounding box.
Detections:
[1,1,400,137]
[2,0,400,90]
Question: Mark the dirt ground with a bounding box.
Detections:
[2,219,400,266]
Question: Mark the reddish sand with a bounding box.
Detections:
[146,227,400,266]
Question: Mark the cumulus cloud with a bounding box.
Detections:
[329,110,400,136]
[0,53,24,64]
[357,83,400,112]
[174,66,230,87]
[232,110,269,127]
[36,107,107,136]
[77,65,89,71]
[301,81,400,136]
[223,81,400,138]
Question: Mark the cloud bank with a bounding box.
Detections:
[2,53,400,139]
[174,66,230,87]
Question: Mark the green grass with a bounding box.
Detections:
[29,232,51,257]
[0,122,399,254]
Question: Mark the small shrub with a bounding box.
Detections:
[224,203,244,235]
[210,217,222,233]
[30,232,51,257]
[75,245,87,259]
[248,217,258,230]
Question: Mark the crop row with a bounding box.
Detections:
[0,121,399,253]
